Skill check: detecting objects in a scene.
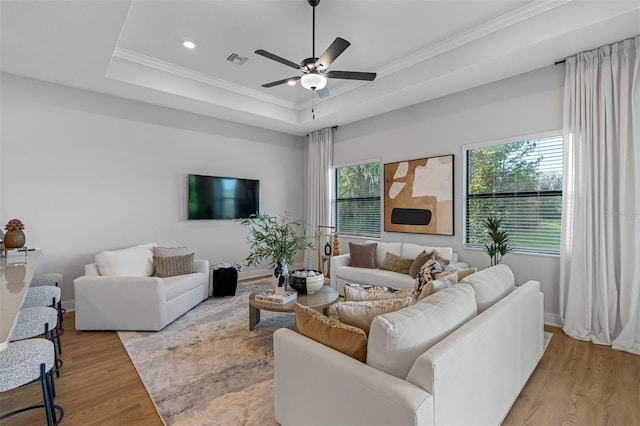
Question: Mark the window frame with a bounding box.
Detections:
[462,130,563,256]
[333,159,382,239]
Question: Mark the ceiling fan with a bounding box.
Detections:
[255,0,376,94]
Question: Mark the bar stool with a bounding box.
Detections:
[30,273,65,331]
[22,286,63,355]
[0,338,64,426]
[10,306,63,380]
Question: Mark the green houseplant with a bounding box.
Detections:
[238,212,315,273]
[483,216,513,266]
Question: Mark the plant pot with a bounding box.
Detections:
[3,229,25,249]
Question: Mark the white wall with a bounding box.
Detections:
[1,73,304,308]
[333,65,565,325]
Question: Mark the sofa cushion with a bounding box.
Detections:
[408,250,433,279]
[401,243,453,263]
[95,243,157,277]
[295,304,368,362]
[367,284,477,379]
[366,240,402,268]
[339,266,417,289]
[335,298,411,334]
[348,243,377,268]
[459,264,515,313]
[154,246,189,257]
[163,272,205,301]
[344,283,415,302]
[153,253,194,278]
[380,252,413,274]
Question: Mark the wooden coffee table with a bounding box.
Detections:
[248,285,339,331]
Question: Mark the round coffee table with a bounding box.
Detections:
[248,285,339,331]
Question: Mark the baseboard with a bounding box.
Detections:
[544,312,562,327]
[62,299,75,312]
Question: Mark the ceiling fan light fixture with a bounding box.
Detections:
[301,73,327,91]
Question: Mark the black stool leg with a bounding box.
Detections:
[39,363,54,426]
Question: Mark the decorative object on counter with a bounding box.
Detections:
[239,212,315,292]
[333,232,340,255]
[3,219,26,249]
[289,269,325,294]
[483,216,513,266]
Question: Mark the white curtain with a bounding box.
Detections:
[560,36,640,354]
[304,127,333,269]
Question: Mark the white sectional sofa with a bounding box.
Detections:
[330,240,468,295]
[74,243,209,331]
[274,264,544,426]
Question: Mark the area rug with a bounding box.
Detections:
[119,281,555,425]
[118,279,291,425]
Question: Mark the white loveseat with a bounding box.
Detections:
[330,240,468,295]
[74,243,209,331]
[274,264,544,425]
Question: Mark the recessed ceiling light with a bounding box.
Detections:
[183,41,196,49]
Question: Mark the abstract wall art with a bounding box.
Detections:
[384,154,454,235]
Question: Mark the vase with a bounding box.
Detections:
[273,261,289,294]
[3,229,25,249]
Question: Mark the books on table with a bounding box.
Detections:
[254,289,297,304]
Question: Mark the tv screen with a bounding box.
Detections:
[188,174,259,220]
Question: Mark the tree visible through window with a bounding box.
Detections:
[335,162,381,238]
[465,135,563,254]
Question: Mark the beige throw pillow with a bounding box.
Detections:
[409,250,434,278]
[380,252,414,274]
[295,304,368,362]
[348,242,377,268]
[153,253,194,278]
[335,298,411,334]
[417,272,459,301]
[344,284,414,302]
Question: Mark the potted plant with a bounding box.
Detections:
[238,212,315,283]
[483,216,513,266]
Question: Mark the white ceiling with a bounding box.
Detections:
[2,0,639,136]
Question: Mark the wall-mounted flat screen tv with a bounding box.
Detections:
[188,174,260,220]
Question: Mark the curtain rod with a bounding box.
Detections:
[554,36,636,66]
[306,125,338,137]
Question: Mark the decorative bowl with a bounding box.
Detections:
[289,269,325,294]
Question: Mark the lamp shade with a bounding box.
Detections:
[301,73,327,91]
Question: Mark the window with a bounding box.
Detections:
[334,161,381,238]
[464,134,563,254]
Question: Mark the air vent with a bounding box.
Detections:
[226,53,248,66]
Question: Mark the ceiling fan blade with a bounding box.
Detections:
[326,71,376,81]
[315,37,350,69]
[261,76,301,88]
[255,49,301,70]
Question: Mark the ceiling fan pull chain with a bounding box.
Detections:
[311,94,316,120]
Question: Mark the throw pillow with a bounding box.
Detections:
[153,246,189,257]
[414,258,447,297]
[344,283,414,302]
[379,252,414,274]
[433,252,451,266]
[95,243,157,277]
[417,272,459,301]
[348,242,377,268]
[408,250,434,279]
[456,267,477,281]
[153,253,194,278]
[295,304,368,362]
[335,298,411,334]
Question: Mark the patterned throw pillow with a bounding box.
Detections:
[153,253,194,278]
[295,303,368,362]
[380,252,414,274]
[409,250,434,278]
[417,271,459,301]
[344,283,414,302]
[414,258,448,297]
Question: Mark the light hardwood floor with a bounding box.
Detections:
[1,313,639,425]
